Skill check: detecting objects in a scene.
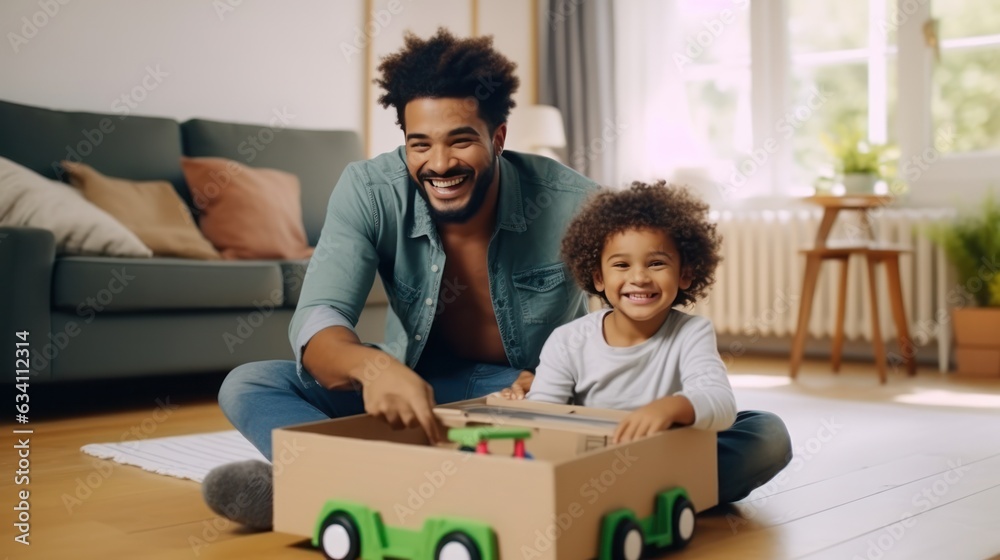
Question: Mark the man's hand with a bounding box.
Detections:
[360,361,446,444]
[612,396,695,444]
[499,370,535,400]
[303,327,446,444]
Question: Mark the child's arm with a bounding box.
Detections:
[613,395,695,444]
[501,329,576,404]
[522,361,575,404]
[675,316,737,431]
[613,316,735,443]
[500,370,536,399]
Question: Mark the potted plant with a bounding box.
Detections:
[820,127,897,194]
[927,194,1000,376]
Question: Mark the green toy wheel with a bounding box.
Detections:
[319,511,361,560]
[434,530,483,560]
[670,496,696,549]
[610,517,645,560]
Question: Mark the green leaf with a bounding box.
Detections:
[925,193,1000,307]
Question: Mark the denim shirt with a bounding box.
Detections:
[289,146,599,384]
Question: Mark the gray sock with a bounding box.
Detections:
[201,460,273,531]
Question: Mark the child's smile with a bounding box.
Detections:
[622,291,661,304]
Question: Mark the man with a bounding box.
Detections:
[203,29,792,531]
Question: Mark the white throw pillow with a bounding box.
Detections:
[0,157,153,257]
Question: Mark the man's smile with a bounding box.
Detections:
[423,174,472,199]
[427,176,466,188]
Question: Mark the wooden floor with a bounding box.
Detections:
[5,357,1000,560]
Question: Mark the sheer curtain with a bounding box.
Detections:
[615,1,704,188]
[614,0,753,202]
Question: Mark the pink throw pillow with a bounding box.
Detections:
[181,157,314,260]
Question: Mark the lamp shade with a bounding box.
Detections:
[505,105,567,153]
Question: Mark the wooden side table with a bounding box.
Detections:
[789,195,917,384]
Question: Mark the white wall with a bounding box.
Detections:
[479,0,535,108]
[0,0,537,152]
[366,0,473,157]
[0,0,365,131]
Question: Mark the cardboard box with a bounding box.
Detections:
[273,396,718,560]
[953,308,1000,377]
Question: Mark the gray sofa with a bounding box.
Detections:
[0,99,387,382]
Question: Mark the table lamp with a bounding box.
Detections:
[505,104,568,162]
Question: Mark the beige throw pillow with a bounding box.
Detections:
[0,157,152,257]
[62,161,220,260]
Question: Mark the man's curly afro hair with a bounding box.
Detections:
[561,181,722,308]
[375,28,519,132]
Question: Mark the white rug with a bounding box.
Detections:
[80,430,266,483]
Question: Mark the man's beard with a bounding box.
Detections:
[415,156,497,225]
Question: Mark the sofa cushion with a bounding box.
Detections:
[0,99,189,203]
[181,119,364,245]
[181,157,313,260]
[62,161,220,260]
[49,309,295,381]
[53,257,284,312]
[0,157,152,257]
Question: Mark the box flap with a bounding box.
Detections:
[434,395,629,436]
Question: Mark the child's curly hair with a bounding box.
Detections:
[561,181,722,308]
[375,28,519,132]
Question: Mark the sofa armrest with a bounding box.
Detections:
[0,227,55,381]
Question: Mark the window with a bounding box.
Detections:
[614,0,1000,203]
[787,0,898,189]
[613,0,754,194]
[930,0,1000,153]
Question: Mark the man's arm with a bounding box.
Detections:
[293,306,357,389]
[288,162,380,386]
[303,325,444,443]
[288,163,444,442]
[299,307,403,391]
[303,325,383,388]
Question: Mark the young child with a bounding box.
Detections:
[502,181,736,444]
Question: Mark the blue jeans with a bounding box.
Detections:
[218,360,791,504]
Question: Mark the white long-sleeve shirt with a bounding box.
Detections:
[527,309,737,431]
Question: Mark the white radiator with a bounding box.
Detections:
[691,207,956,371]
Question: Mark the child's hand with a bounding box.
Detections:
[612,396,695,444]
[499,370,535,400]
